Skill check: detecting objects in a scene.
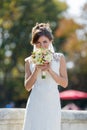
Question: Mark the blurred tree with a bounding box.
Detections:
[1,0,86,108]
[55,18,82,51]
[55,3,87,109]
[0,0,67,107]
[56,3,87,92]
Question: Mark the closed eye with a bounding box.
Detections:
[43,40,48,43]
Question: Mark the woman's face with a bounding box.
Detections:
[35,36,51,49]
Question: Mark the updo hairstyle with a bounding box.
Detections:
[30,23,54,45]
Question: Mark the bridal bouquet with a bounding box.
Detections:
[31,48,53,79]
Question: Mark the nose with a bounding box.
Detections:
[40,42,45,48]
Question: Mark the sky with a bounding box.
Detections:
[61,0,87,17]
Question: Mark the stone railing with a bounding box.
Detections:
[61,110,87,130]
[0,108,25,130]
[0,108,87,130]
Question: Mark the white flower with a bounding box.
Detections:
[31,48,53,79]
[31,48,53,65]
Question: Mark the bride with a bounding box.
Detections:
[22,23,68,130]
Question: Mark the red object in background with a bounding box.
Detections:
[59,90,87,100]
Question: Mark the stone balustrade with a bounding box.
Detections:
[0,108,87,130]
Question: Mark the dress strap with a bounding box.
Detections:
[25,56,31,62]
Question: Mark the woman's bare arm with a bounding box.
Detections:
[48,55,68,88]
[24,61,39,91]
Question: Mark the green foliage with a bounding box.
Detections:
[0,0,67,107]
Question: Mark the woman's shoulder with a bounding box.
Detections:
[24,56,31,63]
[53,52,64,61]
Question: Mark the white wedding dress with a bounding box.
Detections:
[23,53,62,130]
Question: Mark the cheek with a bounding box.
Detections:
[46,43,50,48]
[36,44,41,48]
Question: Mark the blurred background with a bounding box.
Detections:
[0,0,87,109]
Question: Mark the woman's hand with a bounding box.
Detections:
[35,63,51,72]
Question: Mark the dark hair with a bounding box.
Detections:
[30,23,54,45]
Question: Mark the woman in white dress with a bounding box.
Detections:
[22,23,68,130]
